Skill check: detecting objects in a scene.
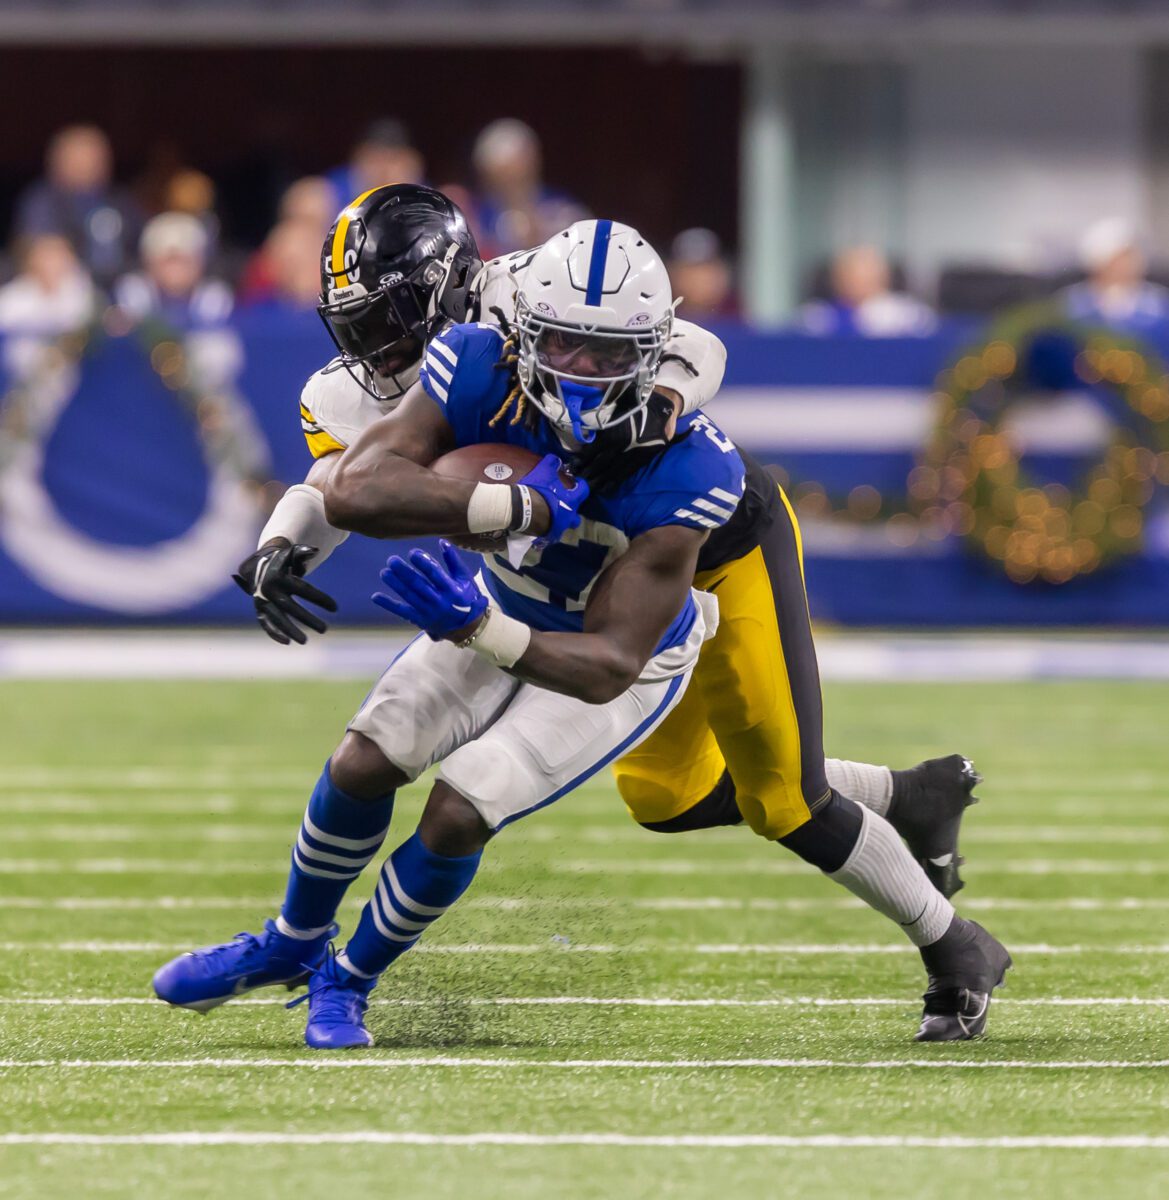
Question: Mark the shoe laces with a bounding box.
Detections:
[286,945,370,1020]
[921,984,983,1016]
[196,930,266,972]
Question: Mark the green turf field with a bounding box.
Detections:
[0,678,1166,1198]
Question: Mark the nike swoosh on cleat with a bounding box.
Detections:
[957,991,990,1037]
[929,854,954,867]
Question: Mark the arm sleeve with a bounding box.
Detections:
[657,319,727,416]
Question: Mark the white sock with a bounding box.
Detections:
[275,915,332,941]
[825,758,893,818]
[335,950,377,979]
[828,806,954,947]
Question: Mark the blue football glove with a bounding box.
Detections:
[518,453,590,543]
[371,540,488,640]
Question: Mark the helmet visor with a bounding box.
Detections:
[532,326,642,381]
[317,287,423,374]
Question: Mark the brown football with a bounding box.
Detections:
[430,443,545,553]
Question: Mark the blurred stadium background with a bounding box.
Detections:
[1,7,1168,1198]
[0,0,1167,667]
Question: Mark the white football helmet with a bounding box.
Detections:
[514,220,674,444]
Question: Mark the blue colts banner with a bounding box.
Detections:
[0,313,1166,627]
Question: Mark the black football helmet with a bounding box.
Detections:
[318,184,481,398]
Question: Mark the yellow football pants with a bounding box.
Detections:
[613,488,831,841]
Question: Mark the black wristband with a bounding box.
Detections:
[508,484,534,533]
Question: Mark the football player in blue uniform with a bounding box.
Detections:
[154,220,1009,1047]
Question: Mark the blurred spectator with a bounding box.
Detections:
[278,176,337,237]
[239,176,335,302]
[799,245,935,337]
[324,119,425,211]
[1060,219,1169,336]
[240,219,323,312]
[13,125,141,287]
[0,234,97,335]
[471,118,587,257]
[164,169,219,234]
[114,212,232,329]
[667,228,737,321]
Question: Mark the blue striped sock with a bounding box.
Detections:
[279,764,394,935]
[340,831,482,978]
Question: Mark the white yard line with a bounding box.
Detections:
[3,823,1166,846]
[5,629,1169,681]
[0,770,315,789]
[0,940,1164,955]
[0,1057,1166,1072]
[0,767,1164,792]
[1,995,1166,1008]
[0,858,1163,875]
[0,1132,1167,1148]
[562,859,1169,876]
[2,895,1165,913]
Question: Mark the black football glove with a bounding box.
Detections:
[233,543,338,645]
[574,390,688,493]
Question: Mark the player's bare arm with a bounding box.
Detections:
[324,383,582,544]
[322,385,454,535]
[508,523,706,703]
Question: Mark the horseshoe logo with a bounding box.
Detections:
[0,331,269,615]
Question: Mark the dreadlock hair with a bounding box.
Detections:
[487,304,528,428]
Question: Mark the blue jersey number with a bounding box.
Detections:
[522,538,613,606]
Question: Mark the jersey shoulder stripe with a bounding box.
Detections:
[423,350,454,386]
[298,358,385,458]
[299,403,347,458]
[429,338,458,370]
[673,507,719,529]
[692,496,736,520]
[419,323,507,419]
[619,415,747,539]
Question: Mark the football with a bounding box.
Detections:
[430,442,545,552]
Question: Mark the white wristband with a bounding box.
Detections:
[464,605,531,668]
[259,483,349,573]
[467,482,515,535]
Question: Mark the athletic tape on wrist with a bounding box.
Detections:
[467,482,514,535]
[259,484,348,571]
[466,606,531,668]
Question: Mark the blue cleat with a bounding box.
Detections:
[152,919,336,1013]
[291,946,377,1049]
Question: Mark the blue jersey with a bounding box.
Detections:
[420,323,746,652]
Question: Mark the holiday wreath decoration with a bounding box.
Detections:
[915,303,1169,584]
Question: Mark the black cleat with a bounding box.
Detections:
[889,754,980,898]
[915,918,1012,1042]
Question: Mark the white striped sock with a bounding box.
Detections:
[828,807,954,948]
